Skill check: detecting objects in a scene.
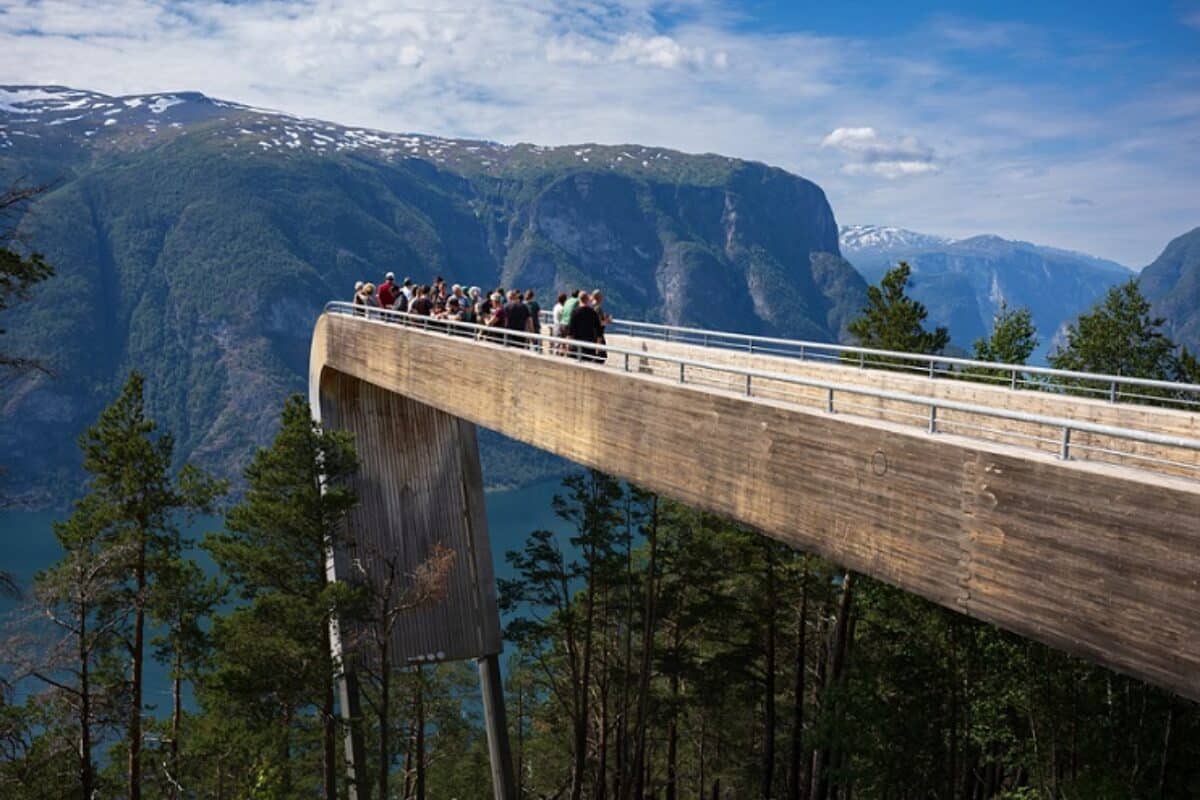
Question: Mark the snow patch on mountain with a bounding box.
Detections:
[839,224,955,252]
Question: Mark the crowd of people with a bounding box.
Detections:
[350,272,612,360]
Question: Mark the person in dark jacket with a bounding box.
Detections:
[567,291,604,362]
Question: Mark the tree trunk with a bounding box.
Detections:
[666,628,680,800]
[380,644,391,800]
[129,540,146,800]
[516,681,526,800]
[813,571,855,800]
[788,560,810,800]
[170,645,183,800]
[627,495,659,800]
[616,499,637,800]
[595,590,611,800]
[1157,703,1174,796]
[762,545,778,800]
[79,598,94,800]
[324,650,338,800]
[571,554,598,800]
[416,667,427,800]
[281,704,294,797]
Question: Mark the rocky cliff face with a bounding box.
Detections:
[0,86,864,506]
[1139,226,1200,356]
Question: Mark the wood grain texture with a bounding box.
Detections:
[316,368,503,662]
[312,313,1200,699]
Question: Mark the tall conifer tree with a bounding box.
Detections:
[206,394,358,800]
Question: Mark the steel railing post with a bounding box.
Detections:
[827,387,835,414]
[746,374,752,396]
[1060,427,1072,460]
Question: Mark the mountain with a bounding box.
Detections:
[839,225,1133,360]
[837,224,954,258]
[1139,226,1200,355]
[0,85,865,508]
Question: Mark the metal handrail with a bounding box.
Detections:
[540,312,1200,407]
[325,302,1200,472]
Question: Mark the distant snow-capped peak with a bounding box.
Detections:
[839,224,954,252]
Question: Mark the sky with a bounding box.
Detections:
[0,0,1197,266]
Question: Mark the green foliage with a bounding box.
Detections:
[1050,280,1178,381]
[973,303,1038,366]
[202,393,357,798]
[847,262,949,358]
[0,181,55,372]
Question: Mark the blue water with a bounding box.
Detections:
[0,476,574,712]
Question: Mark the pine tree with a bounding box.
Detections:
[74,371,223,800]
[966,302,1039,385]
[1049,280,1178,382]
[847,262,949,364]
[20,500,131,800]
[205,393,358,800]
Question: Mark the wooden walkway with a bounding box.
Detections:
[311,308,1200,701]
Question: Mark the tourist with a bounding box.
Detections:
[352,280,365,303]
[460,295,478,326]
[401,278,415,304]
[568,291,604,362]
[592,290,612,328]
[524,289,541,336]
[550,292,569,354]
[410,286,433,316]
[504,289,533,346]
[560,290,581,338]
[359,282,381,318]
[378,272,400,309]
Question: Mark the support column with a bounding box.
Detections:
[478,653,518,800]
[313,368,509,799]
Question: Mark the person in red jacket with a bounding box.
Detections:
[378,272,399,309]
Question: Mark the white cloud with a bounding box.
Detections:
[1185,11,1200,31]
[0,0,1195,264]
[610,34,725,70]
[821,127,939,179]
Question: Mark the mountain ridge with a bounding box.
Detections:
[0,85,864,508]
[838,223,1132,359]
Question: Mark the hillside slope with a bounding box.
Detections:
[0,86,864,506]
[839,225,1132,359]
[1139,226,1200,356]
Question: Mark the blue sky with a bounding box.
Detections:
[0,0,1197,265]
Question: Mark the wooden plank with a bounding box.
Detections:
[311,313,1200,700]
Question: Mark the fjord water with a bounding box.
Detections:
[0,476,572,712]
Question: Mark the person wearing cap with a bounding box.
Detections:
[378,272,399,309]
[401,278,415,303]
[352,280,364,303]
